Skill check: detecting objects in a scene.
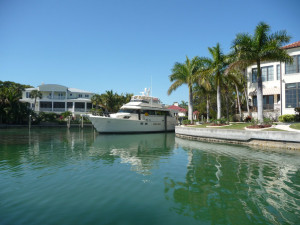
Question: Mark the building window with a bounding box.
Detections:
[276,64,280,80]
[79,94,82,98]
[253,95,274,110]
[285,55,300,74]
[252,66,274,83]
[252,68,257,83]
[26,92,30,98]
[285,83,300,108]
[85,94,89,98]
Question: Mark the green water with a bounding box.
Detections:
[0,128,299,225]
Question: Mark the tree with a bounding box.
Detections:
[230,22,292,123]
[0,81,32,124]
[30,90,42,111]
[168,56,204,123]
[202,43,227,120]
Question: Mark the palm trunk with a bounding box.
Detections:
[217,83,221,120]
[188,85,193,124]
[244,88,250,116]
[235,84,242,122]
[226,89,229,123]
[257,61,263,124]
[206,95,210,123]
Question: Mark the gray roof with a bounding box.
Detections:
[68,88,93,93]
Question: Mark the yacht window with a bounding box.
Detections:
[118,109,137,113]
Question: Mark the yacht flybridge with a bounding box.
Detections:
[88,89,177,133]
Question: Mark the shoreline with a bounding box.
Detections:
[175,126,300,150]
[0,124,93,129]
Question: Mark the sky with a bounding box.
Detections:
[1,0,300,105]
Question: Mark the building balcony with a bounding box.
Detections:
[251,103,280,112]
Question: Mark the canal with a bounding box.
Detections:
[0,128,299,225]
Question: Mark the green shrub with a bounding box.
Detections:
[182,119,191,125]
[218,117,228,124]
[278,114,296,122]
[263,117,273,125]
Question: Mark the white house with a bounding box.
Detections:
[20,84,95,114]
[167,102,187,117]
[247,41,300,118]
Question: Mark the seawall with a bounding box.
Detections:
[175,126,300,150]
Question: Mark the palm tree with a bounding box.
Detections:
[230,22,292,123]
[168,56,204,123]
[30,90,42,111]
[202,43,227,120]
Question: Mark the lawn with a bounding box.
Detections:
[191,123,251,130]
[290,123,300,130]
[185,123,286,131]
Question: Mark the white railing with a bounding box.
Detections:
[40,108,52,112]
[75,108,85,112]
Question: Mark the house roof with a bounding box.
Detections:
[282,41,300,49]
[68,88,93,93]
[168,105,187,112]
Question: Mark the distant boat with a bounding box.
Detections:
[88,89,177,133]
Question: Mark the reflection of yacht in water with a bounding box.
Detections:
[88,89,177,133]
[90,133,175,175]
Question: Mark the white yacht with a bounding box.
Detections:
[88,89,177,133]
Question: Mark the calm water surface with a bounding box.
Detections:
[0,128,299,225]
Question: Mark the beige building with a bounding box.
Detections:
[247,41,300,118]
[20,84,95,114]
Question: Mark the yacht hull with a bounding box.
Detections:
[89,115,176,133]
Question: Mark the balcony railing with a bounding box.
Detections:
[252,103,280,112]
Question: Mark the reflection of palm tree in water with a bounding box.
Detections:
[164,140,300,224]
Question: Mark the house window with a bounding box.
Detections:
[276,64,280,80]
[285,55,300,74]
[252,66,274,83]
[78,94,82,98]
[26,92,30,98]
[285,83,300,108]
[252,68,257,83]
[85,94,89,98]
[252,95,274,110]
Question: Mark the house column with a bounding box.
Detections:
[52,101,54,112]
[84,102,87,113]
[73,102,75,113]
[65,102,67,112]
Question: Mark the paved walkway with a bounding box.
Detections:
[274,123,300,133]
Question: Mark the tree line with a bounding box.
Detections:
[168,22,293,124]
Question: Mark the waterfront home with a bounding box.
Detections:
[168,102,187,117]
[247,41,300,119]
[20,84,95,114]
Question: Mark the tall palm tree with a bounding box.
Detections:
[30,90,42,111]
[168,56,204,123]
[230,22,292,123]
[202,43,227,120]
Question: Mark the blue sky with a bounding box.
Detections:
[1,0,300,105]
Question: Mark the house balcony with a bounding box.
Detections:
[251,103,280,112]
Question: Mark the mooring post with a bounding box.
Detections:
[67,116,71,129]
[29,114,31,129]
